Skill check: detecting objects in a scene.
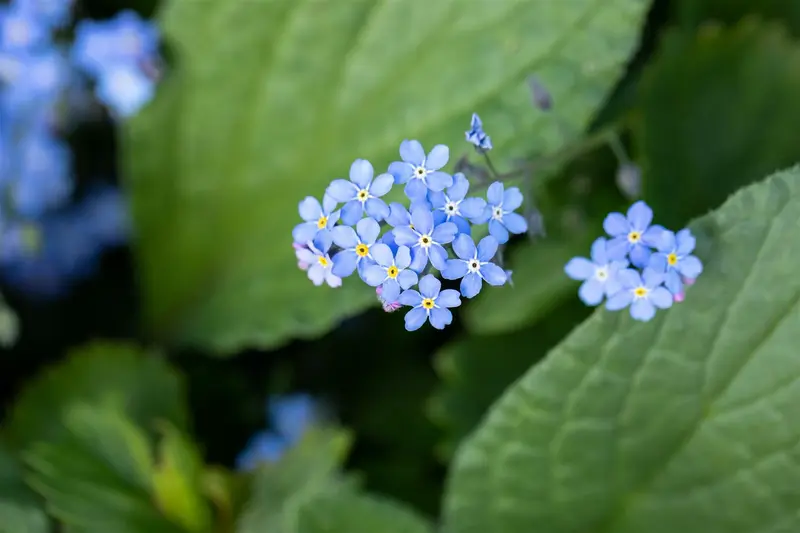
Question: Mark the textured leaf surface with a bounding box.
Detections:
[4,342,187,452]
[636,19,800,228]
[125,0,651,353]
[296,491,433,533]
[442,166,800,533]
[0,442,48,533]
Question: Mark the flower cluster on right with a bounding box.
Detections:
[565,200,703,322]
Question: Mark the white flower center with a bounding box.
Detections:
[418,234,433,249]
[6,19,30,47]
[412,166,428,180]
[491,206,504,221]
[356,188,369,203]
[594,266,609,281]
[444,200,459,216]
[467,259,481,274]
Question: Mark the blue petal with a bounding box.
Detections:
[398,289,421,306]
[397,269,418,290]
[400,139,425,166]
[488,219,509,244]
[418,274,440,299]
[626,201,653,231]
[607,236,629,260]
[480,263,507,286]
[648,253,668,273]
[503,212,528,234]
[365,198,389,221]
[236,432,286,470]
[409,246,429,272]
[448,173,469,201]
[650,287,674,309]
[664,269,682,294]
[395,246,412,269]
[363,264,387,286]
[331,225,359,249]
[425,144,449,171]
[603,212,629,237]
[404,306,429,331]
[389,161,413,184]
[643,224,667,247]
[386,202,411,227]
[486,181,504,206]
[340,200,363,225]
[431,221,458,244]
[331,250,358,277]
[477,235,498,262]
[605,289,633,311]
[381,231,398,251]
[452,216,472,235]
[298,196,322,221]
[655,229,676,253]
[436,289,461,308]
[589,237,608,265]
[618,268,642,289]
[411,207,433,235]
[678,255,703,278]
[270,395,316,442]
[564,257,593,280]
[392,227,418,246]
[442,259,468,280]
[356,217,380,244]
[313,231,333,254]
[675,229,696,255]
[429,191,447,209]
[578,278,604,306]
[642,267,665,288]
[405,178,428,201]
[292,222,318,244]
[459,197,486,219]
[428,307,453,329]
[369,173,394,197]
[327,179,357,202]
[426,171,453,192]
[502,187,524,211]
[370,242,394,267]
[349,159,374,189]
[472,205,492,224]
[322,193,338,215]
[381,279,401,302]
[433,209,448,226]
[630,299,655,322]
[628,244,651,269]
[460,272,483,298]
[452,233,476,260]
[429,244,449,271]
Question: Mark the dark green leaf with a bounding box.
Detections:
[296,491,433,533]
[0,442,48,533]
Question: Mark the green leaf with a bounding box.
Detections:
[636,19,800,229]
[295,491,433,533]
[441,165,800,533]
[672,0,800,37]
[25,403,185,533]
[126,0,652,353]
[4,341,187,452]
[0,442,48,533]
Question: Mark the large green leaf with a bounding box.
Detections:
[296,491,433,533]
[442,166,800,533]
[0,442,48,533]
[3,342,187,452]
[125,0,652,353]
[635,19,800,228]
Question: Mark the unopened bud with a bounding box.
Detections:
[616,162,641,200]
[527,75,553,111]
[505,270,514,287]
[674,292,685,303]
[682,277,696,287]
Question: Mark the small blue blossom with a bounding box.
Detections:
[465,113,492,151]
[606,267,673,322]
[292,194,339,244]
[398,274,461,331]
[295,232,341,288]
[0,5,47,51]
[603,201,664,268]
[16,0,74,29]
[11,129,73,218]
[648,228,703,294]
[564,237,629,306]
[442,234,507,298]
[72,10,160,77]
[326,159,392,225]
[385,200,429,230]
[94,64,154,118]
[330,217,380,278]
[474,181,528,244]
[362,243,418,302]
[428,173,486,234]
[387,140,453,200]
[392,206,457,272]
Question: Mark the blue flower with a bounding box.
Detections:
[385,199,429,230]
[16,0,74,30]
[465,113,492,151]
[474,181,528,244]
[95,64,155,118]
[326,159,392,225]
[2,49,71,111]
[648,228,703,294]
[295,232,341,287]
[603,201,664,268]
[330,217,380,278]
[392,206,457,272]
[441,234,507,298]
[292,194,339,244]
[428,173,486,234]
[11,129,73,218]
[398,274,461,331]
[606,267,672,322]
[0,5,47,51]
[564,237,629,306]
[362,243,418,302]
[387,140,453,200]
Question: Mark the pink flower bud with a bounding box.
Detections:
[682,277,696,286]
[674,292,685,303]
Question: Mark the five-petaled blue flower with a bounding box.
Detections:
[327,159,393,226]
[604,201,664,269]
[296,232,341,288]
[292,194,339,244]
[648,229,703,294]
[331,217,380,278]
[442,234,507,298]
[428,173,486,235]
[398,274,461,331]
[392,207,458,272]
[388,140,453,201]
[606,268,672,322]
[564,237,629,306]
[474,181,528,244]
[465,113,492,151]
[362,243,418,302]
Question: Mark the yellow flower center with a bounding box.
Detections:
[318,256,329,267]
[633,286,648,298]
[387,266,398,279]
[409,223,415,230]
[316,216,328,229]
[357,189,369,201]
[667,253,678,266]
[628,231,641,243]
[421,298,435,310]
[355,244,369,257]
[420,235,431,246]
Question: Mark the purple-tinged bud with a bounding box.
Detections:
[505,270,514,287]
[527,75,553,111]
[616,162,642,200]
[674,292,685,303]
[683,277,696,287]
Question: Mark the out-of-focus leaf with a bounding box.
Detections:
[125,0,652,353]
[635,19,800,228]
[442,166,800,533]
[673,0,800,36]
[0,441,48,533]
[296,491,433,533]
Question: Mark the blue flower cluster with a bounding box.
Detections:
[236,394,319,471]
[0,3,160,297]
[565,200,704,321]
[293,115,529,331]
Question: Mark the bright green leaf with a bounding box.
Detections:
[295,491,433,533]
[4,341,187,452]
[0,442,48,533]
[636,19,800,228]
[442,166,800,533]
[125,0,651,353]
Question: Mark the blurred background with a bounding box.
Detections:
[1,0,800,528]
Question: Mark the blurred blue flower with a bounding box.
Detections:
[648,228,703,294]
[296,232,341,288]
[72,10,159,77]
[387,140,453,200]
[362,243,418,302]
[606,267,673,322]
[398,274,461,331]
[428,173,486,234]
[326,159,392,225]
[331,217,380,278]
[474,181,528,244]
[441,234,507,298]
[16,0,75,29]
[603,201,664,269]
[94,64,154,118]
[392,206,457,272]
[564,237,629,306]
[10,128,73,217]
[0,4,47,51]
[465,113,492,151]
[292,194,339,244]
